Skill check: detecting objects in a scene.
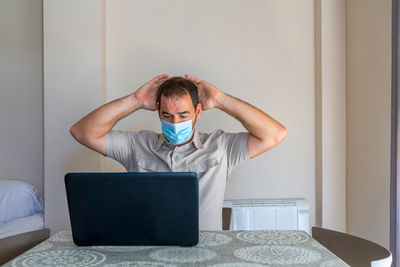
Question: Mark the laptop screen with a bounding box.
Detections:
[65,172,199,246]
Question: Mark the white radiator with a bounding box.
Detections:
[223,199,310,233]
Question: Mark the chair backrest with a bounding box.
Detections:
[222,207,232,230]
[312,226,392,267]
[0,228,50,265]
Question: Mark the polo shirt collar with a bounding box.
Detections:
[156,129,204,150]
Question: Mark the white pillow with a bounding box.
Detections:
[0,180,44,226]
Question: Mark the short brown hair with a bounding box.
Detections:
[157,77,199,110]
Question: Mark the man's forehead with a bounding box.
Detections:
[159,95,194,112]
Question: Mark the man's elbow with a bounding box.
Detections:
[259,126,287,152]
[276,126,287,144]
[265,126,287,149]
[70,125,82,141]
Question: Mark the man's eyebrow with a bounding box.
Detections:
[162,111,190,115]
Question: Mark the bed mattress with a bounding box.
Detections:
[0,213,44,239]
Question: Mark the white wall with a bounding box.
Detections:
[315,0,347,231]
[41,0,321,233]
[43,0,104,233]
[346,0,392,249]
[0,0,43,196]
[105,0,317,230]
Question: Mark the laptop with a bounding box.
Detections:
[64,172,199,247]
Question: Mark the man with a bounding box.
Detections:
[70,73,287,230]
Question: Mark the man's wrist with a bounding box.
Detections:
[125,92,142,111]
[215,91,228,110]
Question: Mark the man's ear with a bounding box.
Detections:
[196,103,202,120]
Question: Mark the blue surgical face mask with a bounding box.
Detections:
[161,115,196,145]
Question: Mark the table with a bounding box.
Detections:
[4,230,350,266]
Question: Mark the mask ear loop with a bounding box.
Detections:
[192,109,199,131]
[188,113,197,143]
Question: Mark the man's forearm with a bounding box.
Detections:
[70,93,140,140]
[215,93,286,143]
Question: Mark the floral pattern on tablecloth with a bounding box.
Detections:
[5,230,350,267]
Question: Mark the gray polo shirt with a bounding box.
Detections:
[105,128,249,230]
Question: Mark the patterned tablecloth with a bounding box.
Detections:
[4,230,350,267]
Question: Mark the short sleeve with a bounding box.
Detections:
[105,130,134,169]
[218,130,250,173]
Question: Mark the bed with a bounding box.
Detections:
[0,213,44,239]
[0,179,44,239]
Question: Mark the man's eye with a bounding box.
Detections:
[180,116,187,119]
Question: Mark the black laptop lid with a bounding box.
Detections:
[65,172,199,246]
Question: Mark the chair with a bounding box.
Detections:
[222,207,232,230]
[0,228,50,265]
[312,226,392,267]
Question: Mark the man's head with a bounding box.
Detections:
[156,76,202,125]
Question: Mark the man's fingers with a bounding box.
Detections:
[153,74,169,83]
[156,74,169,79]
[185,74,201,83]
[185,74,201,84]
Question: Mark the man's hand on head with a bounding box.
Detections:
[185,73,287,159]
[185,74,225,111]
[69,75,173,156]
[134,74,170,111]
